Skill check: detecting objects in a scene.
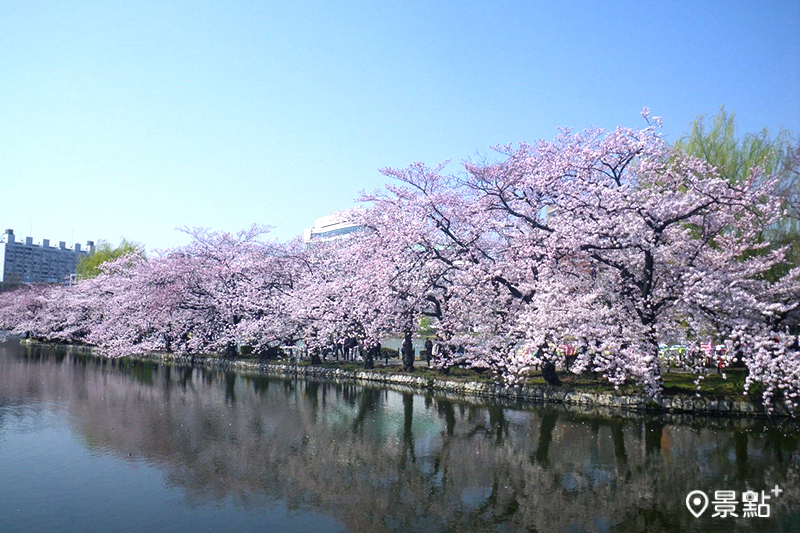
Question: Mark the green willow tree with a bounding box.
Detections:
[675,107,795,184]
[76,239,143,280]
[674,107,800,279]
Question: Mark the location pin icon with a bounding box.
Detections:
[686,490,709,518]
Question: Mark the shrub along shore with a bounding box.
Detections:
[19,339,794,418]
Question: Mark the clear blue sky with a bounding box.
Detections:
[2,1,799,250]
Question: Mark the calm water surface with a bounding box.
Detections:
[0,340,798,533]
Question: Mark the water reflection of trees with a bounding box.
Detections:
[2,342,799,533]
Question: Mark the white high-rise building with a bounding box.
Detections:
[302,213,362,243]
[0,229,95,284]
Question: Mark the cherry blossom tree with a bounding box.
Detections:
[1,112,797,410]
[363,114,798,404]
[94,225,301,358]
[0,225,302,359]
[354,162,520,373]
[287,233,373,366]
[451,114,799,403]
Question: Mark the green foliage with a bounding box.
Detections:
[76,239,143,279]
[674,106,795,185]
[417,316,434,337]
[675,107,800,278]
[524,368,750,398]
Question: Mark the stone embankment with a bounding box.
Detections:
[18,340,793,417]
[138,351,793,418]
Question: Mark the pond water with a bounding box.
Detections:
[0,339,798,532]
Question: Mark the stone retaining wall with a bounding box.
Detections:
[18,340,794,417]
[142,351,794,418]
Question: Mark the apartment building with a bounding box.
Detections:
[0,229,94,284]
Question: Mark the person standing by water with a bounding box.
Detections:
[425,338,433,368]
